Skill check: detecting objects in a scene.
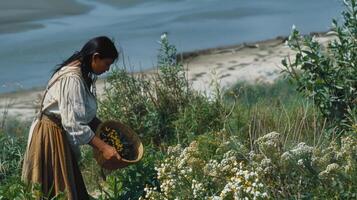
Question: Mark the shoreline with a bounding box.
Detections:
[178,30,329,61]
[0,32,335,121]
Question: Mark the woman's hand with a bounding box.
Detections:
[88,135,121,161]
[101,144,122,161]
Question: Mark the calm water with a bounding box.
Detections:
[0,0,342,93]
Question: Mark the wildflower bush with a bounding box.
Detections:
[140,130,357,199]
[253,132,357,199]
[282,0,357,132]
[312,136,357,198]
[140,131,268,200]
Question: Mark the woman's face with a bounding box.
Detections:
[91,53,114,75]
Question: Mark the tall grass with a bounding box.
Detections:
[225,79,328,150]
[0,102,29,185]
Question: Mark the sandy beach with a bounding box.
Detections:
[0,33,335,121]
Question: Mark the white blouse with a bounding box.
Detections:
[26,66,97,159]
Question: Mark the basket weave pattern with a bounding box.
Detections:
[93,120,144,170]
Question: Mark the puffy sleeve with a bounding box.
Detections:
[58,75,96,146]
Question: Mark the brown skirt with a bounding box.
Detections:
[21,115,89,200]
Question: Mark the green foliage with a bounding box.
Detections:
[157,33,187,93]
[95,146,163,200]
[0,107,29,186]
[0,177,41,200]
[226,79,303,107]
[98,68,152,142]
[99,35,188,146]
[0,133,26,184]
[1,117,30,138]
[174,93,225,145]
[0,132,67,200]
[282,0,357,133]
[0,176,66,200]
[151,34,193,145]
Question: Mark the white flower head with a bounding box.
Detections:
[161,32,168,40]
[297,159,304,166]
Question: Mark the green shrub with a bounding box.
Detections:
[0,176,67,200]
[94,146,163,200]
[225,79,303,107]
[98,68,153,143]
[282,0,357,133]
[174,93,225,145]
[99,34,191,146]
[0,177,41,200]
[99,34,226,147]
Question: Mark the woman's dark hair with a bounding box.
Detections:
[53,36,119,90]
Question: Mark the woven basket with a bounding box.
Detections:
[93,120,144,170]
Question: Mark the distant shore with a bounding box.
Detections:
[0,32,335,121]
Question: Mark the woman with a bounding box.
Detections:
[22,36,120,199]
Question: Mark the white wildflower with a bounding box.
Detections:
[160,33,167,40]
[297,159,304,166]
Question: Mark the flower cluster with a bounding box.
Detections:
[256,132,282,153]
[280,142,314,167]
[141,143,199,199]
[141,137,268,199]
[219,162,268,199]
